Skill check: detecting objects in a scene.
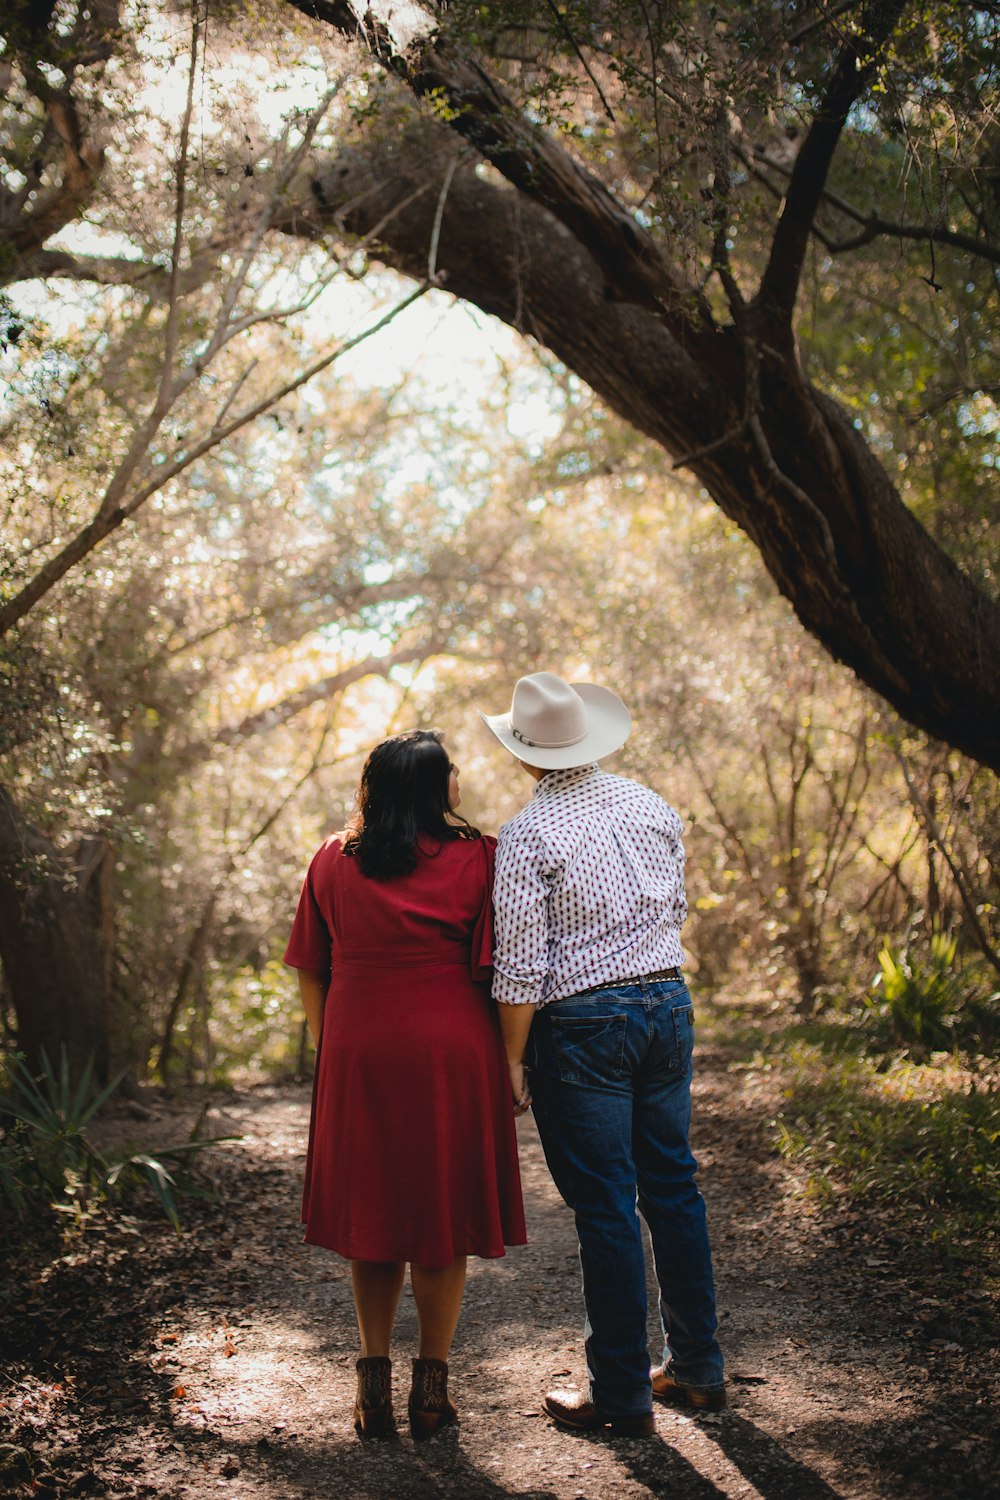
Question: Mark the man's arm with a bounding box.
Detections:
[492,829,549,1112]
[492,833,550,1005]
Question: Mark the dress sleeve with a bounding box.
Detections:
[469,834,496,982]
[283,850,332,973]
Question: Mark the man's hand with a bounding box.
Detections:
[509,1060,531,1116]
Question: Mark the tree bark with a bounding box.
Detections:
[0,785,116,1078]
[274,126,1000,771]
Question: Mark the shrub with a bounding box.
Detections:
[0,1049,235,1237]
[863,931,1000,1056]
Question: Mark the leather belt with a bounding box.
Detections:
[570,966,683,998]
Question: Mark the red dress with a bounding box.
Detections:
[284,832,526,1266]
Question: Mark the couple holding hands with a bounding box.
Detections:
[285,671,725,1443]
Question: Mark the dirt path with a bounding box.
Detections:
[2,1046,997,1499]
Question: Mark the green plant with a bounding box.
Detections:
[0,1050,236,1235]
[863,932,999,1054]
[865,932,961,1048]
[104,1138,228,1231]
[0,1048,123,1221]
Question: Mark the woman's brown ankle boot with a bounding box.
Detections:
[408,1357,458,1441]
[353,1355,395,1440]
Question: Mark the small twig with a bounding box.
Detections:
[634,0,663,184]
[160,6,202,398]
[428,156,459,284]
[209,359,259,435]
[542,0,615,121]
[671,419,749,472]
[785,0,865,48]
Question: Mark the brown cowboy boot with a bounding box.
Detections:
[353,1355,395,1440]
[408,1357,458,1441]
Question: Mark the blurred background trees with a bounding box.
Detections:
[1,0,997,1088]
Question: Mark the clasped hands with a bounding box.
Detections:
[509,1060,531,1117]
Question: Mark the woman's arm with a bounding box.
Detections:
[296,969,328,1044]
[498,1000,537,1116]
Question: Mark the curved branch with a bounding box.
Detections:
[283,127,1000,769]
[740,144,1000,270]
[169,643,436,775]
[824,213,1000,269]
[214,647,426,747]
[757,0,909,335]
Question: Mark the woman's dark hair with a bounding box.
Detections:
[342,729,480,879]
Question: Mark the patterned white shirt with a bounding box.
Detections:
[492,764,687,1007]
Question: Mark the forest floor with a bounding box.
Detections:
[1,1031,998,1500]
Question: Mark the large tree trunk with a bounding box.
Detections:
[0,785,118,1080]
[274,127,1000,770]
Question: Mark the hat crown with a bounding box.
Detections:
[510,672,588,750]
[479,670,630,769]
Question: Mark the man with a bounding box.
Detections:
[480,671,725,1437]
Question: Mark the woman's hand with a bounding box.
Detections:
[498,1001,536,1116]
[509,1061,531,1116]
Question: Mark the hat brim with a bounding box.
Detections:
[478,683,631,769]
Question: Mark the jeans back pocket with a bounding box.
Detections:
[548,1011,628,1086]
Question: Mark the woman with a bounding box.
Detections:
[284,729,526,1442]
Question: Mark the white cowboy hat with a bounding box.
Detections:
[478,671,631,769]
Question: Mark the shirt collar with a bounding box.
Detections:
[533,763,600,797]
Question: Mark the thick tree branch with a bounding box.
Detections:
[215,648,425,747]
[757,0,910,334]
[1,3,122,275]
[1,248,169,289]
[169,643,435,775]
[823,212,1000,269]
[4,98,104,259]
[289,0,713,332]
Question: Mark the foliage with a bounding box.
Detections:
[2,12,665,1070]
[0,1048,126,1212]
[0,1051,235,1235]
[774,1042,1000,1253]
[863,933,1000,1056]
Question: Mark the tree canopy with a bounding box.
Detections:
[1,1,997,1079]
[276,0,1000,768]
[3,0,999,764]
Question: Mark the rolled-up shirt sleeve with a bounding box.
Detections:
[665,804,688,929]
[492,832,550,1006]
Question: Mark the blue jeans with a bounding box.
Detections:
[528,979,724,1417]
